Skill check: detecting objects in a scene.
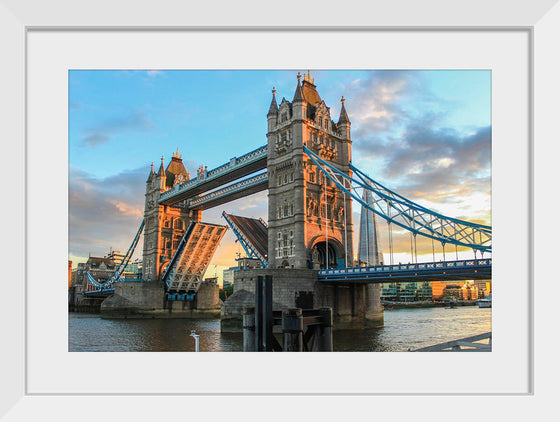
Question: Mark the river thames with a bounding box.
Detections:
[69,305,491,352]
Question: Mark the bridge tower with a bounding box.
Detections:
[142,150,201,282]
[267,72,354,270]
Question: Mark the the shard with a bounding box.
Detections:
[358,189,383,266]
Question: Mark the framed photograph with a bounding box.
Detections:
[2,0,557,419]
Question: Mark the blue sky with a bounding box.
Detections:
[69,69,491,279]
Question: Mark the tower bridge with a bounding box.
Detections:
[158,145,268,206]
[85,71,491,328]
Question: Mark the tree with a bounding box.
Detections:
[219,284,234,301]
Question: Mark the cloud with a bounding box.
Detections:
[146,70,163,77]
[69,162,268,269]
[342,71,490,227]
[69,165,148,260]
[83,133,109,147]
[82,112,154,147]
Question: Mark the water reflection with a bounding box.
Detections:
[69,306,491,352]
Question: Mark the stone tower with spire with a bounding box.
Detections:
[142,150,200,282]
[267,72,354,269]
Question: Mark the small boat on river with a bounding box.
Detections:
[477,293,492,308]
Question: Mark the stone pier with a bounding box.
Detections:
[220,268,383,331]
[100,281,221,319]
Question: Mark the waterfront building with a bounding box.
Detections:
[460,281,479,300]
[105,248,126,263]
[222,266,236,289]
[431,281,481,301]
[474,279,491,297]
[431,281,447,299]
[436,282,478,301]
[68,260,72,289]
[381,281,433,302]
[69,255,117,311]
[73,256,117,292]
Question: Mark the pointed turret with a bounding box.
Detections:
[267,87,278,116]
[157,155,167,190]
[338,96,350,125]
[293,72,304,102]
[146,162,155,182]
[337,96,351,144]
[158,155,165,176]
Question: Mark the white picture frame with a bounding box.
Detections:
[2,0,558,419]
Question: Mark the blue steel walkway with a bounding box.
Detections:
[318,259,491,283]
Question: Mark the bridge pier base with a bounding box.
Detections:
[100,281,222,319]
[221,269,383,331]
[365,284,384,327]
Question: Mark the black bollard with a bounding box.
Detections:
[262,275,273,351]
[255,277,264,351]
[243,306,255,352]
[282,308,303,352]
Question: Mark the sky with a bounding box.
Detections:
[69,69,491,283]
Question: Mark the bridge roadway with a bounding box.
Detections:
[159,144,267,206]
[318,258,491,284]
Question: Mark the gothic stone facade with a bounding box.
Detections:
[267,72,354,270]
[142,151,201,282]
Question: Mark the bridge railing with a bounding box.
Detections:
[318,258,492,276]
[187,172,268,209]
[302,145,491,254]
[159,145,267,203]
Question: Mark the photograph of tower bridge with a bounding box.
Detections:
[68,69,491,352]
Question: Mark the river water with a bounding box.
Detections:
[69,306,491,352]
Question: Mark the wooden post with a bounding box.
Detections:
[243,306,255,352]
[282,308,303,352]
[310,307,333,351]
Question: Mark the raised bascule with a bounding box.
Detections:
[84,71,491,328]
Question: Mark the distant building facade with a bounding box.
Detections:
[381,280,489,302]
[68,260,72,289]
[222,266,236,289]
[69,249,144,311]
[381,281,433,302]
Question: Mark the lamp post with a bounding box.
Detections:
[189,330,200,352]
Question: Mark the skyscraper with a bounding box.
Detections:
[358,189,383,266]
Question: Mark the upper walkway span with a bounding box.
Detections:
[159,145,267,206]
[187,172,268,210]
